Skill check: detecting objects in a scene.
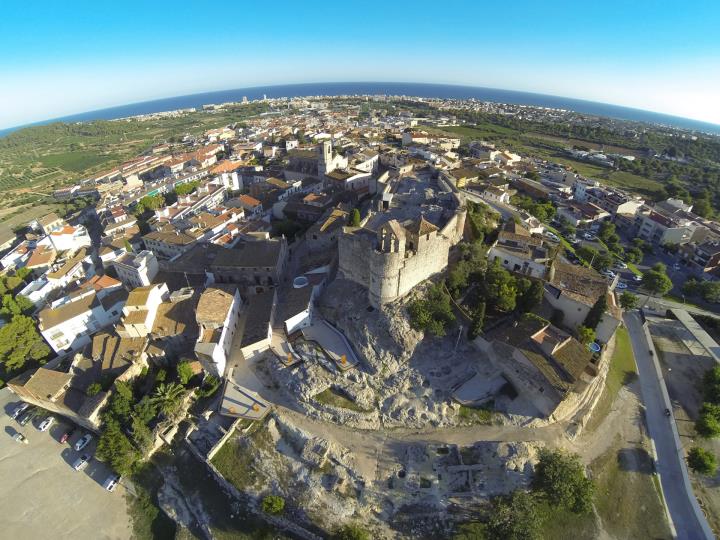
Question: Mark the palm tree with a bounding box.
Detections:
[149,382,186,418]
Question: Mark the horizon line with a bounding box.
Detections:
[2,80,720,135]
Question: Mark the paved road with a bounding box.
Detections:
[624,312,714,540]
[461,189,517,220]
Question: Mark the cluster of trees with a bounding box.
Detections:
[0,271,49,377]
[695,367,720,443]
[97,364,192,476]
[133,194,165,216]
[682,278,720,304]
[575,245,614,272]
[173,180,200,197]
[511,195,556,223]
[453,449,594,540]
[408,284,456,337]
[261,495,285,515]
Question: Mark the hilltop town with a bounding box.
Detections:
[2,95,720,539]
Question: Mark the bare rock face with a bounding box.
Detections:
[319,278,424,376]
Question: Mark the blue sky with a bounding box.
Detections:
[1,0,719,128]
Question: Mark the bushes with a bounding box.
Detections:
[576,325,596,345]
[583,295,607,330]
[687,446,717,476]
[87,382,102,396]
[696,402,720,438]
[261,495,285,515]
[683,278,720,303]
[334,524,370,540]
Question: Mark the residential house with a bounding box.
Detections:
[116,283,170,338]
[488,223,550,278]
[238,290,276,360]
[37,288,127,354]
[544,261,621,343]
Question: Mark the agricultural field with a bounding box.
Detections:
[0,102,269,213]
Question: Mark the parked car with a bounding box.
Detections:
[74,434,93,452]
[60,427,77,444]
[18,411,34,426]
[13,433,28,444]
[10,403,29,420]
[38,416,55,432]
[664,408,671,417]
[103,474,121,492]
[73,454,90,471]
[583,232,595,240]
[633,274,643,282]
[545,232,560,242]
[614,261,628,269]
[601,269,616,278]
[673,263,681,271]
[616,281,628,290]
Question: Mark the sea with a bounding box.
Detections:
[2,81,720,137]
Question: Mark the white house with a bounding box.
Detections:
[38,289,127,354]
[47,225,92,253]
[112,250,159,289]
[194,285,242,377]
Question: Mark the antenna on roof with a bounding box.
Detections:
[184,272,190,288]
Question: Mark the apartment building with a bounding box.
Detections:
[194,285,242,377]
[112,250,159,288]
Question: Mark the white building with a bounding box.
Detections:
[112,250,159,289]
[194,285,242,377]
[38,289,127,354]
[116,283,169,338]
[46,225,92,253]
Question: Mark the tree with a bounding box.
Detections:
[87,382,102,396]
[641,264,673,296]
[261,495,285,515]
[155,369,167,383]
[682,278,702,298]
[130,415,154,455]
[701,281,720,303]
[0,315,50,371]
[447,260,472,298]
[408,284,456,337]
[107,380,134,424]
[485,490,541,540]
[533,448,594,514]
[349,208,361,227]
[696,402,720,438]
[688,446,717,476]
[625,247,643,264]
[96,418,141,476]
[453,521,486,540]
[176,360,194,386]
[619,292,639,311]
[483,261,517,312]
[0,293,35,317]
[468,302,486,340]
[577,325,596,346]
[334,524,370,540]
[149,382,186,419]
[516,280,543,314]
[583,295,607,330]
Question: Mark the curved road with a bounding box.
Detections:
[624,311,714,540]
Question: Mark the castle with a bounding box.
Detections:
[338,174,466,307]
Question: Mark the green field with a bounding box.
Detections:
[39,151,118,172]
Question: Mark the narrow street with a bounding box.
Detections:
[624,311,714,540]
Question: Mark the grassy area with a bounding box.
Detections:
[537,501,598,539]
[586,327,636,432]
[39,150,119,172]
[314,387,371,413]
[590,438,672,539]
[458,402,494,425]
[545,224,576,254]
[211,424,272,491]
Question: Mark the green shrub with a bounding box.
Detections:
[687,446,717,475]
[261,494,285,515]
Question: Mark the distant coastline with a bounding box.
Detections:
[3,81,720,137]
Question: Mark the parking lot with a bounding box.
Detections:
[0,388,131,540]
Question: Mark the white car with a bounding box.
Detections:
[74,434,93,452]
[633,274,643,282]
[583,232,595,240]
[614,261,628,269]
[545,231,560,242]
[616,281,628,290]
[602,269,616,278]
[673,263,681,271]
[73,454,90,471]
[103,474,121,492]
[10,403,29,420]
[38,416,54,432]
